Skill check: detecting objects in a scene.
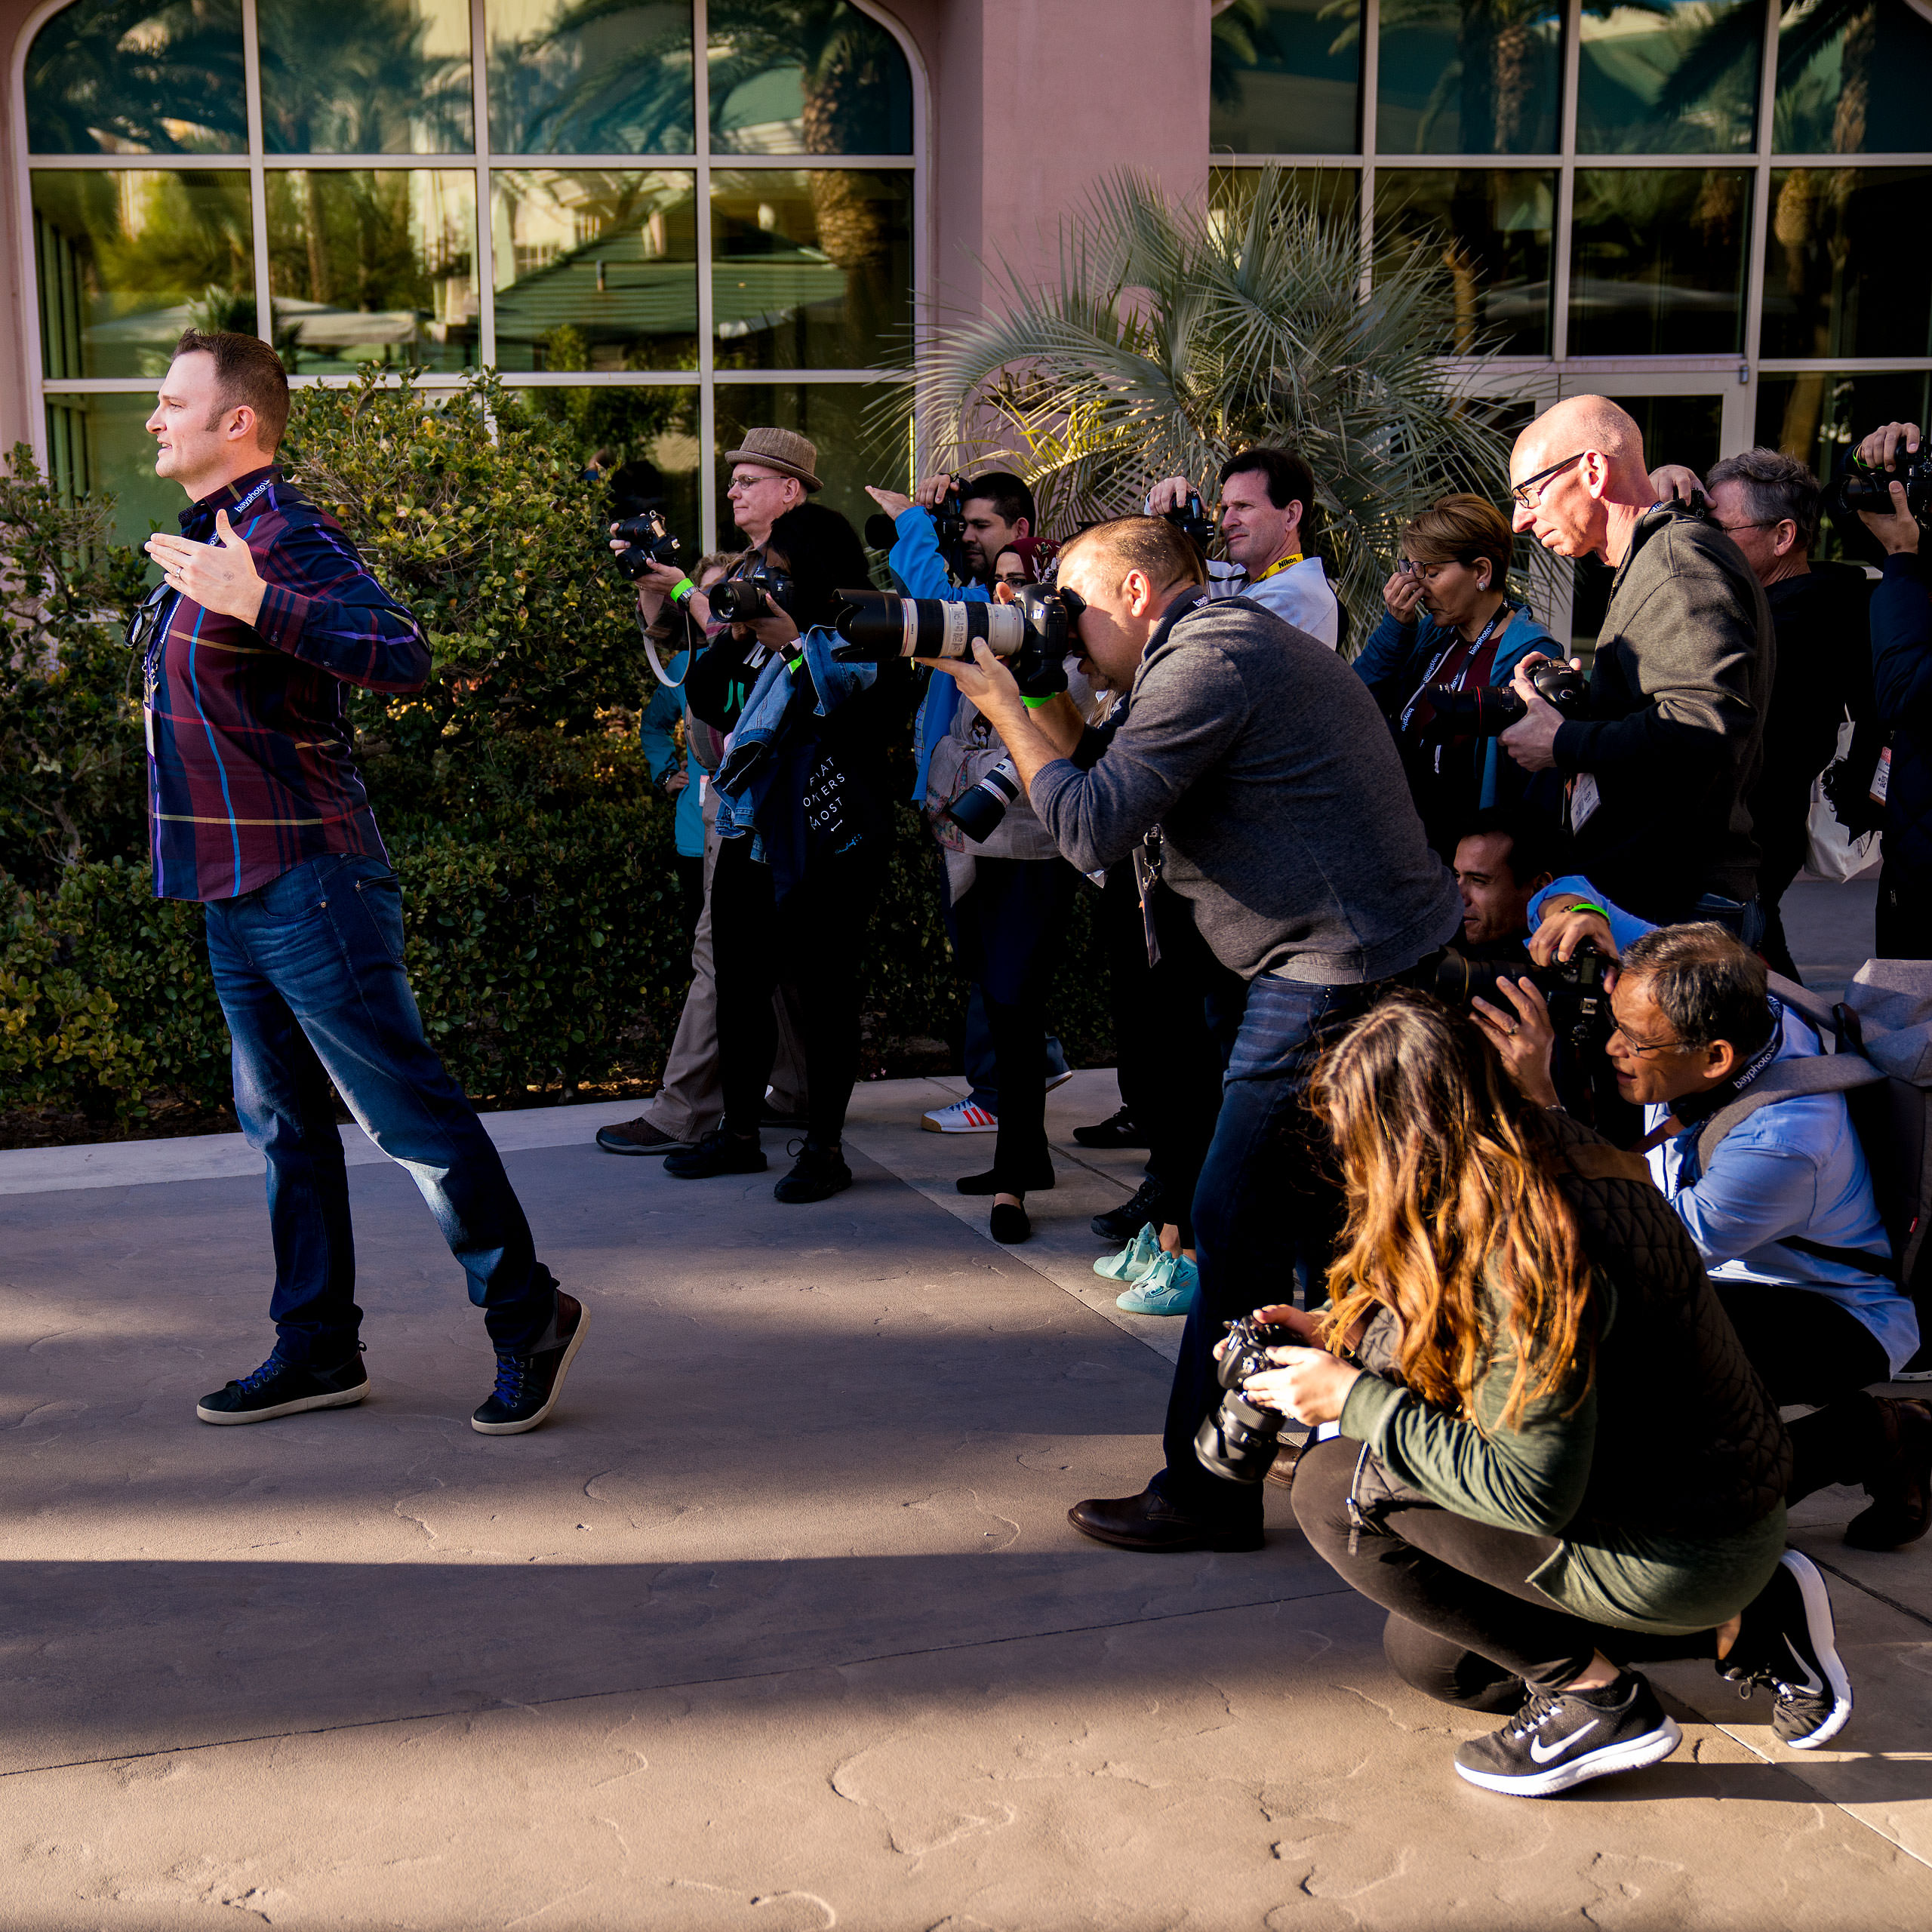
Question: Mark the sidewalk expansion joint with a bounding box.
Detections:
[1807,1552,1932,1633]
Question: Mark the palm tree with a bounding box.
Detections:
[897,166,1527,650]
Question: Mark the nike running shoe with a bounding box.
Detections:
[1454,1672,1681,1797]
[1718,1549,1854,1748]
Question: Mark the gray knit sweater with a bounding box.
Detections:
[1029,590,1463,983]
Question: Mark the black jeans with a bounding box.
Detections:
[711,835,886,1146]
[1099,861,1156,1127]
[1294,1438,1721,1711]
[1716,1281,1891,1500]
[943,856,1078,1193]
[1878,862,1932,961]
[1153,973,1384,1528]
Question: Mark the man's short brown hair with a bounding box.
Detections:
[173,328,290,452]
[1060,515,1208,592]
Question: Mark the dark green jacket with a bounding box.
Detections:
[1338,1112,1790,1633]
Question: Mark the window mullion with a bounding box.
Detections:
[1734,0,1783,450]
[1358,0,1377,299]
[1552,0,1583,367]
[695,0,716,555]
[470,0,495,371]
[242,0,272,349]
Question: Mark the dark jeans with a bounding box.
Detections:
[712,834,886,1146]
[1152,971,1384,1526]
[943,857,1078,1192]
[1099,861,1155,1126]
[1294,1438,1721,1712]
[1878,863,1932,961]
[962,985,1068,1109]
[1717,1281,1891,1500]
[202,852,558,1367]
[1140,899,1245,1248]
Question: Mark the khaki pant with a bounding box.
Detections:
[641,783,808,1141]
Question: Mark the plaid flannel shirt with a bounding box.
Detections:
[139,466,429,902]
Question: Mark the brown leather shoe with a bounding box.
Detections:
[1846,1397,1932,1550]
[1264,1435,1306,1492]
[1066,1485,1264,1553]
[595,1115,694,1155]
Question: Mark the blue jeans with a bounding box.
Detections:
[1153,972,1386,1525]
[203,853,558,1367]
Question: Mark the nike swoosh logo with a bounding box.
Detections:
[1783,1635,1826,1696]
[1531,1717,1600,1763]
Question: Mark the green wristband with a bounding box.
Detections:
[669,577,697,603]
[1555,900,1610,919]
[1022,694,1058,709]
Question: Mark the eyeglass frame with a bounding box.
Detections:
[1510,451,1589,511]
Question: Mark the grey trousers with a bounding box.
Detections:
[641,782,808,1141]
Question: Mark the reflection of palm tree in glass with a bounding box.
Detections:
[488,1,696,155]
[257,0,473,156]
[26,0,247,154]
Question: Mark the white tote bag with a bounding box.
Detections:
[1803,717,1884,884]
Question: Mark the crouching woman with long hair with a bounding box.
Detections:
[1241,991,1852,1798]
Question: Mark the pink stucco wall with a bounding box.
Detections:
[0,0,1214,468]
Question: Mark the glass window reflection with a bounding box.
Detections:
[503,385,702,541]
[1758,369,1932,558]
[1376,0,1562,155]
[1577,0,1761,154]
[32,169,255,379]
[267,171,477,373]
[1210,165,1360,235]
[492,171,699,372]
[25,0,246,155]
[710,171,912,371]
[713,383,906,537]
[44,392,192,547]
[485,0,694,155]
[1211,0,1363,155]
[707,0,912,155]
[258,0,473,155]
[1762,168,1932,361]
[1568,168,1751,355]
[1374,170,1555,355]
[1775,0,1932,154]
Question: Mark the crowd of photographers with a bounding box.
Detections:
[590,395,1932,1801]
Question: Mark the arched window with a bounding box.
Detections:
[15,0,924,545]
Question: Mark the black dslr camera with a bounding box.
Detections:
[1434,939,1612,1054]
[1162,488,1216,554]
[709,560,796,625]
[1419,658,1588,740]
[1833,441,1932,525]
[1195,1311,1306,1484]
[608,500,682,582]
[863,475,974,580]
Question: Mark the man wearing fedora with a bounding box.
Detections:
[595,428,826,1162]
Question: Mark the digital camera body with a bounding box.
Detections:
[709,560,797,625]
[608,502,681,581]
[1195,1311,1306,1484]
[1835,444,1932,525]
[1420,657,1588,740]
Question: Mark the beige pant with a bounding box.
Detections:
[641,783,808,1141]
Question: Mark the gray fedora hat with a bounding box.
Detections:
[721,426,823,493]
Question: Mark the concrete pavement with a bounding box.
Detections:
[3,1050,1930,1927]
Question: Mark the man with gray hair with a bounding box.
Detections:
[1499,394,1774,931]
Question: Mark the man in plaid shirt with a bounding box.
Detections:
[139,329,586,1434]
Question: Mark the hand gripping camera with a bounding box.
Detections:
[1833,442,1932,525]
[1418,657,1587,740]
[1163,488,1216,554]
[608,502,682,582]
[863,476,973,580]
[1195,1311,1307,1484]
[708,560,796,625]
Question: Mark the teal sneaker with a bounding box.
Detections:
[1116,1251,1198,1315]
[1094,1224,1161,1283]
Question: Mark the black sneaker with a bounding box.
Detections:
[1454,1672,1681,1797]
[196,1346,368,1425]
[472,1292,589,1435]
[774,1139,852,1204]
[1074,1106,1149,1149]
[1718,1549,1853,1749]
[1091,1176,1162,1243]
[663,1128,767,1180]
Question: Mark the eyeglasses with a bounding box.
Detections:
[1510,453,1588,511]
[725,470,787,496]
[1607,1020,1691,1059]
[1712,518,1789,537]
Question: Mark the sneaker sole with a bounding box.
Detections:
[1115,1291,1193,1315]
[196,1381,368,1425]
[472,1304,591,1436]
[921,1118,997,1133]
[1044,1071,1076,1093]
[1454,1717,1682,1798]
[596,1138,693,1155]
[1777,1551,1854,1749]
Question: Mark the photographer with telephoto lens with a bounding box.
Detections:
[1247,991,1850,1798]
[1354,494,1560,857]
[666,451,909,1204]
[901,513,1463,1554]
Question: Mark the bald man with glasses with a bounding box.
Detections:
[1497,395,1775,933]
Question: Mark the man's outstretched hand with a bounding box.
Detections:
[144,511,266,628]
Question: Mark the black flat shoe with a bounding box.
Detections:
[1066,1485,1263,1553]
[989,1201,1031,1243]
